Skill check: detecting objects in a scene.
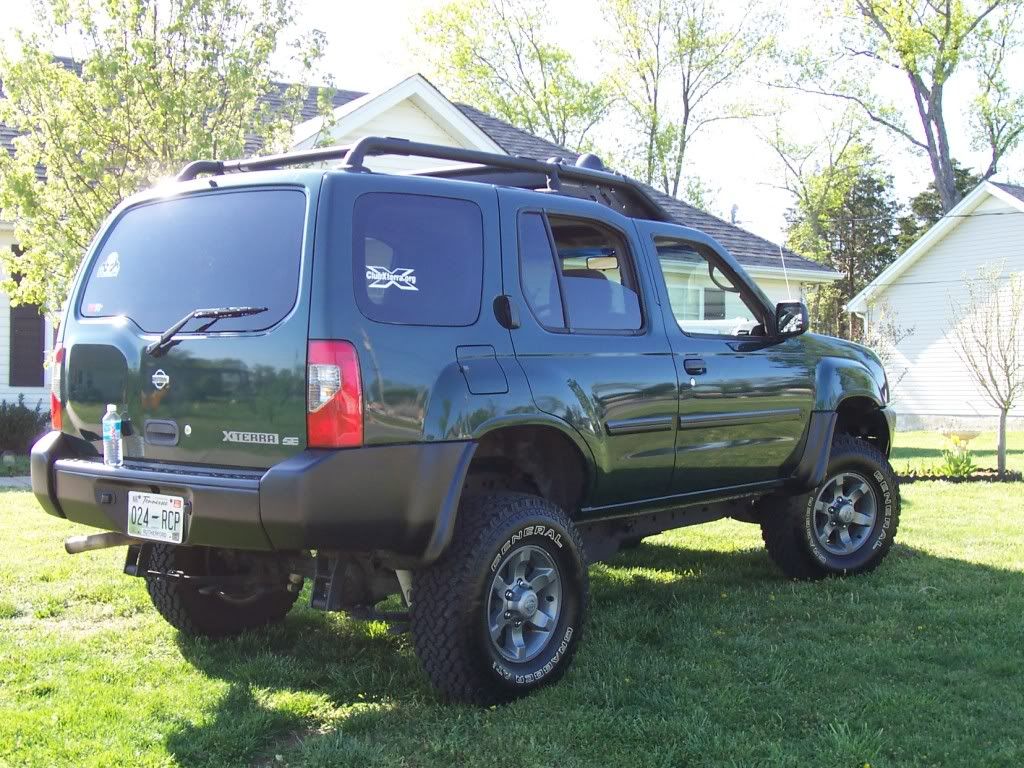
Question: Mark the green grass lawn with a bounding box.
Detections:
[892,430,1024,475]
[1,443,1023,767]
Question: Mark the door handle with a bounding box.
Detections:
[683,358,706,375]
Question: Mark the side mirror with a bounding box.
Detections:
[775,301,809,338]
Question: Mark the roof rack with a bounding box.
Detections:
[175,136,673,222]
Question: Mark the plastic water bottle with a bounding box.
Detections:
[102,404,123,467]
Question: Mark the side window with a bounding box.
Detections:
[352,193,483,326]
[550,216,642,332]
[516,211,642,332]
[654,237,763,337]
[518,212,566,328]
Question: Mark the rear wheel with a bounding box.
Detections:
[410,492,588,705]
[145,545,301,638]
[760,434,900,579]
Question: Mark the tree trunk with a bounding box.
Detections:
[998,408,1008,480]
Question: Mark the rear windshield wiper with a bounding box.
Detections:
[145,306,268,357]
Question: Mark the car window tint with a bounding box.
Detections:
[654,237,762,336]
[80,189,305,333]
[353,193,483,326]
[548,216,641,331]
[518,212,566,328]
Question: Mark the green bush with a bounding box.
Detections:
[939,436,977,478]
[0,395,50,454]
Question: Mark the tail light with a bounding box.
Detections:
[50,345,64,431]
[306,340,362,448]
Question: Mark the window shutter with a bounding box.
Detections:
[7,245,46,388]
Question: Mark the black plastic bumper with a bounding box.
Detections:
[31,431,476,561]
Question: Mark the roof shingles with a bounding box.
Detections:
[993,182,1024,205]
[457,102,833,274]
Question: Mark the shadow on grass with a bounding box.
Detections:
[164,542,1024,767]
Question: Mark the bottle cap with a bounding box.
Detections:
[106,404,117,413]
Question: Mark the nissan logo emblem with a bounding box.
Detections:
[151,369,170,390]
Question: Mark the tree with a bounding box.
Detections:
[0,0,330,317]
[861,298,914,388]
[948,263,1024,478]
[602,0,777,198]
[786,0,1023,213]
[896,160,982,251]
[771,116,900,338]
[417,0,609,152]
[970,4,1024,179]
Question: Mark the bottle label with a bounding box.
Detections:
[103,420,121,440]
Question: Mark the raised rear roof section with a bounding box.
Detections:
[176,136,677,224]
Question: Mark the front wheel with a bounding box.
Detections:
[410,492,588,705]
[760,434,900,579]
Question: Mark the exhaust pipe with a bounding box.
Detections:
[64,532,134,555]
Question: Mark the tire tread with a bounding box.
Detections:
[761,434,900,580]
[410,492,587,705]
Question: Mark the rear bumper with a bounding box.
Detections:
[31,431,475,562]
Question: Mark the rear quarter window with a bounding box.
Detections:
[352,192,484,326]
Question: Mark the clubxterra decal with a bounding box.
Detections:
[366,266,418,291]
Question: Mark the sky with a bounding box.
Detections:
[3,0,1022,246]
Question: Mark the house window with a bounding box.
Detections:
[7,246,46,388]
[703,287,726,320]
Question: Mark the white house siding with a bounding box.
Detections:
[865,193,1024,429]
[0,223,53,410]
[755,276,811,306]
[316,98,481,175]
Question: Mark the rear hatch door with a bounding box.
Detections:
[63,182,315,469]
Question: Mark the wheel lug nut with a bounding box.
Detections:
[514,619,522,627]
[505,590,513,599]
[504,611,512,619]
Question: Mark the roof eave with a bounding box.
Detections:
[744,265,840,283]
[846,181,996,313]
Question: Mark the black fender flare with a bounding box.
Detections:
[788,411,838,492]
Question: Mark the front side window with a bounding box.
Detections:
[517,212,642,332]
[654,237,763,337]
[353,193,484,326]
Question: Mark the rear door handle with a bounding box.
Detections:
[683,358,706,375]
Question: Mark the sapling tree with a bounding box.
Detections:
[948,263,1024,478]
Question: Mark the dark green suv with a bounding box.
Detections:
[31,137,899,704]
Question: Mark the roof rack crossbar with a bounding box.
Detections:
[341,136,562,188]
[173,135,671,221]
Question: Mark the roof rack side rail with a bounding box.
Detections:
[175,145,356,182]
[176,160,225,182]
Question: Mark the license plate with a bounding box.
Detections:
[127,492,185,543]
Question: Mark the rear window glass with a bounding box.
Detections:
[352,192,483,326]
[80,189,305,333]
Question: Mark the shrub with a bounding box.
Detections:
[0,395,50,454]
[938,435,977,478]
